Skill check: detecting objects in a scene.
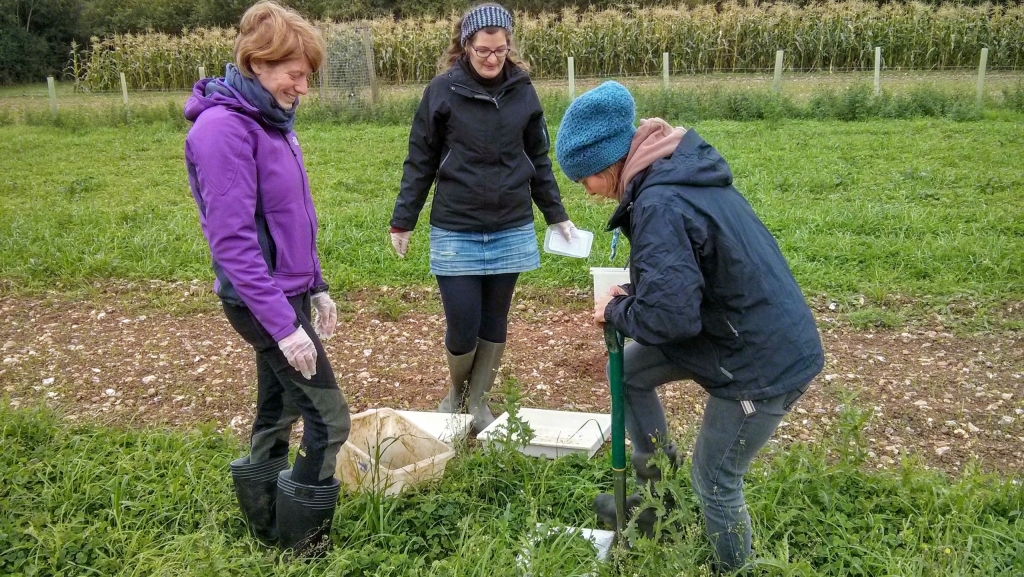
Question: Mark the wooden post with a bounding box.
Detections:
[772,50,784,94]
[47,77,58,115]
[362,27,378,104]
[198,66,206,80]
[976,47,989,108]
[120,72,129,106]
[568,56,576,100]
[873,47,882,96]
[662,52,670,90]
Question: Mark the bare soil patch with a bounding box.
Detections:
[2,282,1021,477]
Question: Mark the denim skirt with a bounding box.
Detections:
[429,223,540,276]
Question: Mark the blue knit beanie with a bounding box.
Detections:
[460,5,514,46]
[555,81,636,182]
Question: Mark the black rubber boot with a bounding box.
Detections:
[230,455,289,546]
[276,470,340,558]
[594,444,679,538]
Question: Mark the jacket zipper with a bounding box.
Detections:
[286,133,318,270]
[436,150,452,183]
[451,82,500,108]
[725,318,739,337]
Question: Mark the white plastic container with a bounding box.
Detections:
[395,410,474,445]
[519,524,616,576]
[543,227,594,258]
[477,408,611,459]
[336,408,456,495]
[589,267,630,302]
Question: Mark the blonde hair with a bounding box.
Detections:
[234,1,325,78]
[438,3,530,73]
[598,160,626,200]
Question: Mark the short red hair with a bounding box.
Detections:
[234,1,324,77]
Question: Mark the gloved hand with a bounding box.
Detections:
[551,220,576,242]
[390,230,411,258]
[278,326,317,379]
[310,291,337,340]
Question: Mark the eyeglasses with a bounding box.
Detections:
[469,45,511,59]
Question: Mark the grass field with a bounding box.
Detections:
[1,112,1021,329]
[2,400,1021,577]
[1,90,1022,576]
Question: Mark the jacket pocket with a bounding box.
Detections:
[436,150,453,182]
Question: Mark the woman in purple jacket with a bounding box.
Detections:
[183,1,348,558]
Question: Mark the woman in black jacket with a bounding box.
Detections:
[390,3,574,431]
[556,81,824,574]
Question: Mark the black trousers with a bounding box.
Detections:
[222,292,350,485]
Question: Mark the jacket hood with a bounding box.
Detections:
[183,77,260,123]
[608,129,733,231]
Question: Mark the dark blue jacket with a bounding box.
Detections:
[605,129,823,400]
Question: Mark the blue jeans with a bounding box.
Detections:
[620,341,807,572]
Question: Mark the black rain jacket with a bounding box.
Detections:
[391,61,568,232]
[605,129,823,400]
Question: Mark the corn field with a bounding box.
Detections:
[77,2,1024,91]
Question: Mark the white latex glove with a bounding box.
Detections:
[390,230,411,258]
[310,291,337,340]
[551,220,576,242]
[278,326,317,379]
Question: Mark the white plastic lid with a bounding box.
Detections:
[543,227,594,258]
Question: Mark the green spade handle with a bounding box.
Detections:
[604,323,627,539]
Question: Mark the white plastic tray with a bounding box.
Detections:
[544,227,594,258]
[477,408,611,459]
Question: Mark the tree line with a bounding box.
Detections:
[1,0,1013,85]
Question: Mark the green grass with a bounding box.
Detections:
[2,399,1021,576]
[1,113,1022,328]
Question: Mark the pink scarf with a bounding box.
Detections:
[617,118,686,199]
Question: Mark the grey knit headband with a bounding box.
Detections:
[460,5,513,46]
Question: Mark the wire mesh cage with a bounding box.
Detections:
[320,25,377,111]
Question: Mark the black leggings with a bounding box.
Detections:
[436,273,519,354]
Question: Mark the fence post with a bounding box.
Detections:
[198,66,206,80]
[362,28,378,104]
[568,56,576,100]
[976,47,989,108]
[120,72,129,106]
[772,50,784,94]
[874,47,882,96]
[662,52,670,90]
[47,77,58,115]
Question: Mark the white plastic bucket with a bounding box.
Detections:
[589,267,630,303]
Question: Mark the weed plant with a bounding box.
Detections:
[2,399,1020,576]
[2,84,1012,130]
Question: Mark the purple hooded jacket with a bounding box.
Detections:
[184,78,326,342]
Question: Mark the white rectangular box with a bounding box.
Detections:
[477,408,611,459]
[544,227,594,258]
[395,410,474,445]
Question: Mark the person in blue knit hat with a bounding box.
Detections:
[390,3,575,432]
[557,81,824,575]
